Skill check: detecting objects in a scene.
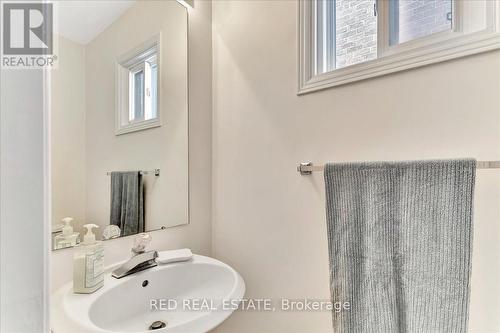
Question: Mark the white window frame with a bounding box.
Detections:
[115,35,161,135]
[298,0,500,94]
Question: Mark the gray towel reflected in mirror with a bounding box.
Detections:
[110,171,145,237]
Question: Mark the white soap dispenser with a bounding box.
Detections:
[54,217,79,249]
[73,224,104,294]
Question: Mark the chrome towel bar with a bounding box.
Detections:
[106,169,160,176]
[297,161,500,175]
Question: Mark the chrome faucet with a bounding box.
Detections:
[111,250,158,279]
[111,233,158,279]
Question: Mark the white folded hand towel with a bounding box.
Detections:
[157,248,193,265]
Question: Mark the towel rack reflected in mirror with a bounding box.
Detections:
[297,161,500,175]
[106,169,161,176]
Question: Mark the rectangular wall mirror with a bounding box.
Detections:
[50,0,189,250]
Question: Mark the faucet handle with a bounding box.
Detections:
[132,233,152,255]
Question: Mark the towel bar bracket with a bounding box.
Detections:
[298,162,313,175]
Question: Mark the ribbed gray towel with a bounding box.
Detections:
[324,159,475,333]
[110,171,144,237]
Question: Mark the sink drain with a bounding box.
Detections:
[149,320,167,330]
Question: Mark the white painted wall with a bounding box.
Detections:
[211,1,500,332]
[50,0,212,292]
[51,35,87,232]
[1,69,47,332]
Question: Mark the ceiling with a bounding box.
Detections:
[54,1,136,45]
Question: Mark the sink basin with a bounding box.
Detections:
[51,254,245,333]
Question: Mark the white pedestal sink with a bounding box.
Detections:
[51,255,245,333]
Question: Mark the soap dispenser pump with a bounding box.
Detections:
[83,223,98,243]
[73,224,104,294]
[54,217,79,249]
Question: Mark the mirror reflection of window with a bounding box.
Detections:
[131,68,144,121]
[128,54,158,124]
[116,41,161,135]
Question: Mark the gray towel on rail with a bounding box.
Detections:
[110,171,144,237]
[324,159,475,333]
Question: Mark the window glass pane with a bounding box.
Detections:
[316,0,377,74]
[143,56,157,121]
[335,0,377,69]
[132,70,144,122]
[150,63,157,119]
[390,0,453,45]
